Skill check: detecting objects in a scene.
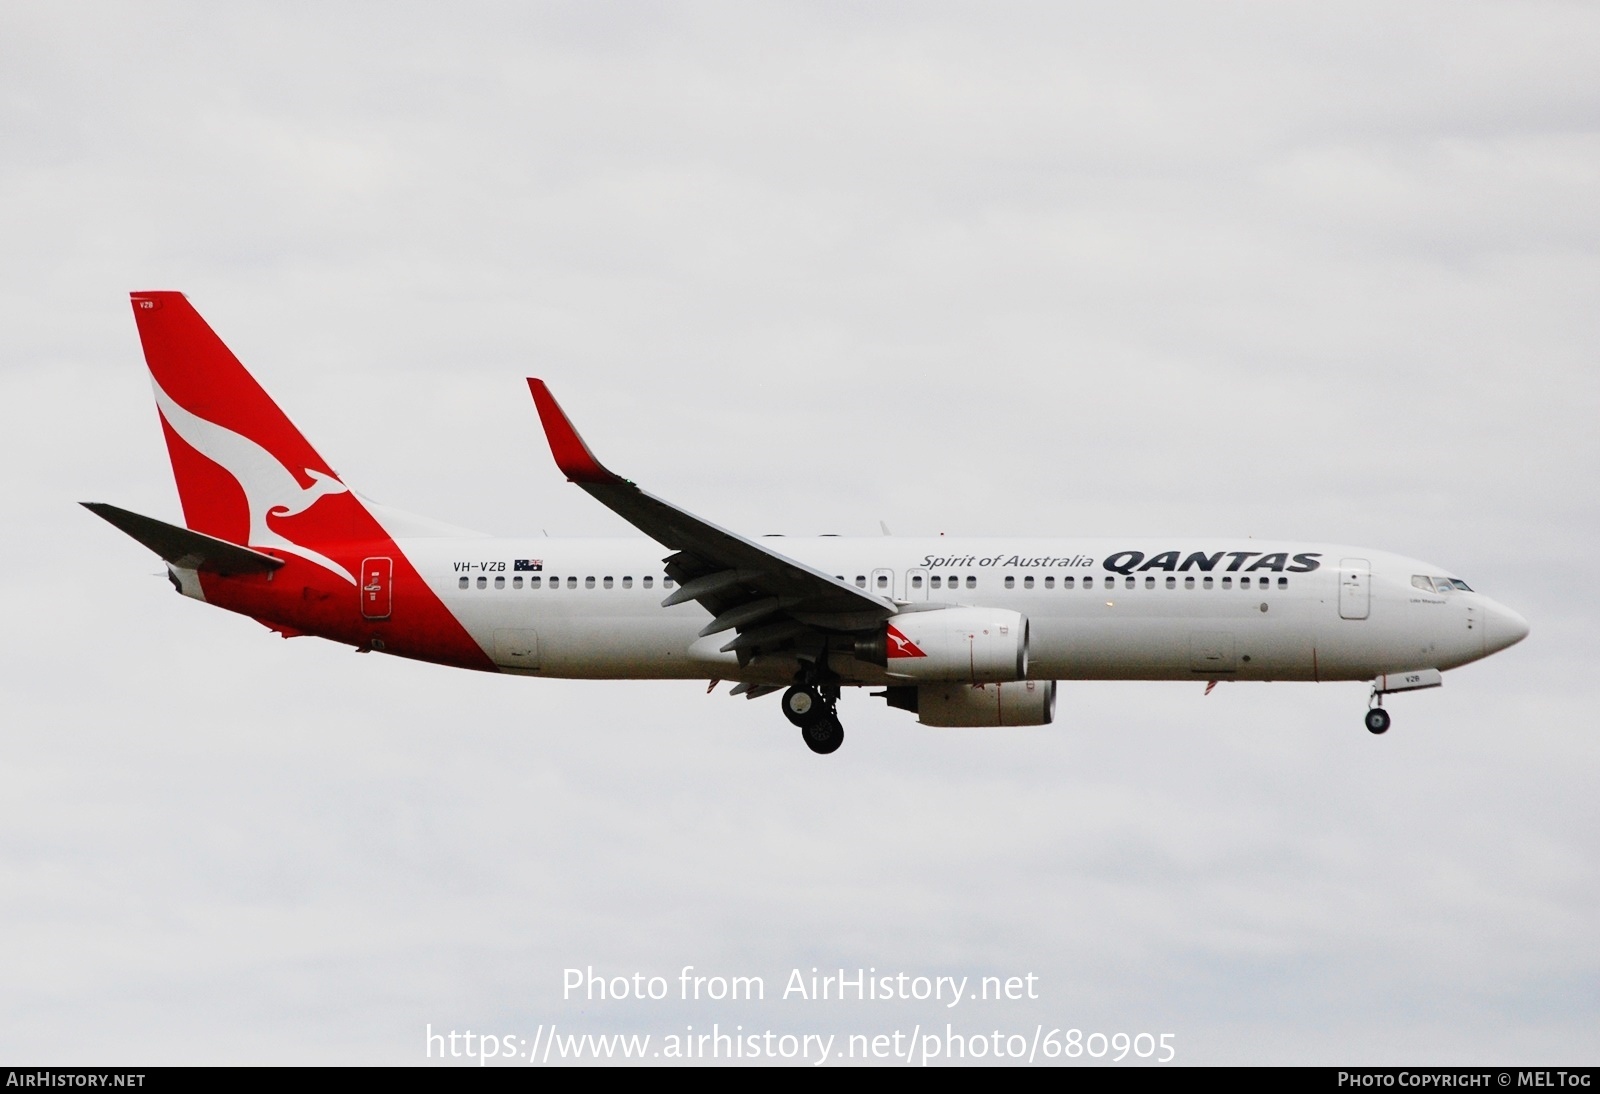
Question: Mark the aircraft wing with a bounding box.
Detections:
[527,381,895,657]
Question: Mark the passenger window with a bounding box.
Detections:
[603,576,613,589]
[643,576,653,589]
[947,574,957,587]
[494,576,505,589]
[1125,576,1134,590]
[1203,576,1213,589]
[476,576,487,589]
[530,576,542,589]
[965,576,976,590]
[930,576,942,589]
[1064,576,1075,589]
[1184,576,1194,589]
[513,575,523,589]
[1145,576,1155,589]
[663,577,675,589]
[585,576,596,589]
[1277,577,1288,589]
[1241,576,1251,588]
[566,576,577,589]
[1165,576,1175,589]
[1044,576,1054,589]
[1004,576,1015,589]
[876,574,888,590]
[1222,576,1232,589]
[622,576,632,589]
[1024,575,1034,589]
[911,575,923,589]
[1084,576,1095,589]
[458,577,468,589]
[855,575,867,588]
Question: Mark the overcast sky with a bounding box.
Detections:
[2,0,1596,1066]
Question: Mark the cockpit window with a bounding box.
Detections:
[1415,574,1473,594]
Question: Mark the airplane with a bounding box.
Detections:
[85,291,1531,754]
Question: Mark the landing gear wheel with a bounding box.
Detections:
[1364,708,1391,735]
[782,685,823,728]
[802,713,843,755]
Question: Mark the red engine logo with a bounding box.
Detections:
[885,624,927,659]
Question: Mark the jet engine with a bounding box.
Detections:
[854,607,1029,683]
[877,679,1058,727]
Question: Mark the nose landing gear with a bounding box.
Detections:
[1365,684,1391,734]
[1363,669,1442,734]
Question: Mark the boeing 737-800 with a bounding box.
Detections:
[86,292,1530,753]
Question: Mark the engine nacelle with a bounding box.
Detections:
[855,607,1029,683]
[879,680,1057,727]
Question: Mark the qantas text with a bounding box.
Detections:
[1101,550,1323,575]
[919,551,1324,574]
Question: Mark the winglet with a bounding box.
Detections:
[527,379,623,485]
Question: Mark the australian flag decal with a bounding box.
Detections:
[514,559,543,572]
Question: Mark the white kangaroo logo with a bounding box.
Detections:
[886,626,925,657]
[151,380,356,584]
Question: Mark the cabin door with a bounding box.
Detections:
[1338,558,1370,620]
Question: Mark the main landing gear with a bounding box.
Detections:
[782,681,844,755]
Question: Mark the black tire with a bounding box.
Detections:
[802,713,843,755]
[1365,708,1391,735]
[783,685,823,728]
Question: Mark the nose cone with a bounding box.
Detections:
[1485,601,1531,655]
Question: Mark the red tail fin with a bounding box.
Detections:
[130,291,362,582]
[124,292,494,671]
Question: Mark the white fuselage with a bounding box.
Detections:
[402,536,1525,685]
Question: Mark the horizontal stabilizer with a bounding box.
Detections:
[82,502,285,575]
